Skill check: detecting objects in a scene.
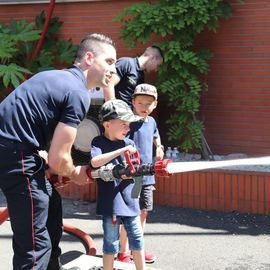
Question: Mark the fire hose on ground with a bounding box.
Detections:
[0,207,97,256]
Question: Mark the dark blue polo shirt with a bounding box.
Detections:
[91,135,140,217]
[0,65,90,150]
[128,116,160,185]
[115,57,144,106]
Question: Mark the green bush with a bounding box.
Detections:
[0,11,77,91]
[116,0,243,153]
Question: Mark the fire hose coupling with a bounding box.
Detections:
[86,163,114,182]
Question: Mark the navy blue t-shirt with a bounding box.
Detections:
[115,57,144,106]
[0,66,90,150]
[91,135,140,217]
[128,116,160,185]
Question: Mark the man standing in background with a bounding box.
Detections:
[103,46,164,106]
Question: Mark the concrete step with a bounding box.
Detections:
[63,254,162,270]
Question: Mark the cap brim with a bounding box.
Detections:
[132,93,157,100]
[119,114,143,122]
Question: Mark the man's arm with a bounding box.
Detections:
[103,73,120,101]
[48,122,88,185]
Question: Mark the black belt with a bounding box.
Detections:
[0,137,37,152]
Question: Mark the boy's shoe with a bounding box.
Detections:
[144,251,157,264]
[130,251,157,264]
[117,252,133,264]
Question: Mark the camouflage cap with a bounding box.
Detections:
[99,99,142,122]
[132,83,158,100]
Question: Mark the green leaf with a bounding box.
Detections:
[115,0,238,151]
[0,63,31,88]
[0,10,76,91]
[0,37,17,59]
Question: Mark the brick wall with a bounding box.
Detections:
[155,170,270,215]
[1,0,269,155]
[198,0,270,155]
[59,170,270,215]
[0,0,144,57]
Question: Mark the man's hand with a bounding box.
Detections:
[46,166,93,187]
[103,73,120,101]
[70,165,93,186]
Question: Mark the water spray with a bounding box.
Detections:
[166,156,270,174]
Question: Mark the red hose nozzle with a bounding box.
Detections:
[154,159,172,177]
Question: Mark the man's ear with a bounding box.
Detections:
[103,121,110,129]
[85,51,94,66]
[153,100,158,108]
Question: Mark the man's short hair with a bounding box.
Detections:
[76,33,115,61]
[143,46,164,62]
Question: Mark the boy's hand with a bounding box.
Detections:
[155,147,164,161]
[123,145,137,154]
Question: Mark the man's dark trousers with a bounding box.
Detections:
[0,140,63,270]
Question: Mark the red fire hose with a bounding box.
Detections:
[0,207,8,226]
[0,207,96,256]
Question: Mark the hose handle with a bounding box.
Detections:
[124,150,140,174]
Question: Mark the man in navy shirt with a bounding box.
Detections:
[103,46,164,106]
[0,33,116,270]
[91,99,145,270]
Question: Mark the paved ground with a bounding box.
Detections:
[1,191,270,270]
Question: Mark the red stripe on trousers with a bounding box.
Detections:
[21,151,36,270]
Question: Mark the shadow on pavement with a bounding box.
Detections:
[147,205,270,236]
[62,198,270,236]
